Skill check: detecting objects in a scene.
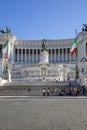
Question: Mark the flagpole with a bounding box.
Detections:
[75,29,79,81]
[75,29,77,37]
[75,29,78,62]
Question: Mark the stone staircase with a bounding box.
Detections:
[3,80,70,87]
[0,80,80,96]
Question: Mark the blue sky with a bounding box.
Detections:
[0,0,87,40]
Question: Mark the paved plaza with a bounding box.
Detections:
[0,96,87,130]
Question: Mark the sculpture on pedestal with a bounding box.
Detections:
[42,39,47,51]
[0,27,11,34]
[39,39,49,65]
[82,24,87,32]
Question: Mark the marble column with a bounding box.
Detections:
[32,49,34,63]
[62,49,64,62]
[54,49,56,62]
[58,49,60,63]
[25,49,27,63]
[21,49,23,63]
[34,49,35,63]
[70,48,71,62]
[66,48,68,62]
[17,49,19,63]
[67,48,70,62]
[48,49,50,62]
[36,49,38,62]
[51,49,52,62]
[29,49,30,63]
[37,49,39,62]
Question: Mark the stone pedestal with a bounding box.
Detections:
[39,50,49,64]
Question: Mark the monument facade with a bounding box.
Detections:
[0,29,87,85]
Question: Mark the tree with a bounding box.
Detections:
[75,63,79,79]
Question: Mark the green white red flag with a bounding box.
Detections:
[2,40,8,58]
[70,38,77,55]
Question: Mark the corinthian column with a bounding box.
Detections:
[58,49,60,63]
[17,49,19,63]
[21,49,23,63]
[66,48,68,62]
[25,49,26,63]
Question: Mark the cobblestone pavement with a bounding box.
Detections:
[0,96,87,130]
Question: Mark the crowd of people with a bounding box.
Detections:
[42,86,87,96]
[42,88,50,96]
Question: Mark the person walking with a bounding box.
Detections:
[47,88,50,96]
[42,88,46,96]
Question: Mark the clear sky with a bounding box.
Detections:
[0,0,87,40]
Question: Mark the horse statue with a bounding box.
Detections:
[82,24,87,31]
[42,39,47,51]
[0,27,11,34]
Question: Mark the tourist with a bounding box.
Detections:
[51,88,53,94]
[47,88,50,96]
[42,88,46,96]
[59,78,60,81]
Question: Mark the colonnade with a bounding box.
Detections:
[14,48,77,63]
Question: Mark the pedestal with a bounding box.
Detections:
[39,50,49,64]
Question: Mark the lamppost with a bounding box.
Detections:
[0,27,11,81]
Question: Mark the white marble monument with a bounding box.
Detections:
[0,29,87,85]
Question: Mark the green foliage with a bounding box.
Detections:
[75,63,79,79]
[3,63,9,80]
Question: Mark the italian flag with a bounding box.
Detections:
[70,38,77,55]
[2,40,8,58]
